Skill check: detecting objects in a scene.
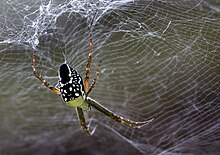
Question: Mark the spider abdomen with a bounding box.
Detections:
[60,83,82,101]
[58,64,86,108]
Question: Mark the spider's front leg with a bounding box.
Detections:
[32,49,61,94]
[84,32,93,92]
[87,97,154,129]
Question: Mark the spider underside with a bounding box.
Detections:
[32,33,154,135]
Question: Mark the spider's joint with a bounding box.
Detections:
[88,52,92,57]
[32,66,36,71]
[86,68,90,71]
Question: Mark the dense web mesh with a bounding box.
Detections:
[0,0,219,155]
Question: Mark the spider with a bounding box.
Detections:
[32,33,154,135]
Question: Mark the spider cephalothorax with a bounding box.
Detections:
[32,32,154,135]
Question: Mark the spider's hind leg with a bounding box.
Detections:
[76,107,95,135]
[87,97,154,129]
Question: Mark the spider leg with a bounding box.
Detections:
[32,49,61,95]
[87,97,154,129]
[86,60,102,97]
[84,32,93,93]
[76,107,95,135]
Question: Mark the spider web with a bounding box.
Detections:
[0,0,220,154]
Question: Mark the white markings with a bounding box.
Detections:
[69,77,73,84]
[60,83,64,87]
[69,87,72,91]
[75,93,79,97]
[66,64,72,77]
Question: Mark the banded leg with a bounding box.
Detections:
[86,60,102,96]
[76,107,95,135]
[87,97,154,129]
[32,49,60,94]
[84,32,93,93]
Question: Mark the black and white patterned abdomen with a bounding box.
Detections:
[58,65,85,103]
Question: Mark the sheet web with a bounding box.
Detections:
[0,0,219,154]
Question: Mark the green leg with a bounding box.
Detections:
[87,97,154,129]
[76,107,94,135]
